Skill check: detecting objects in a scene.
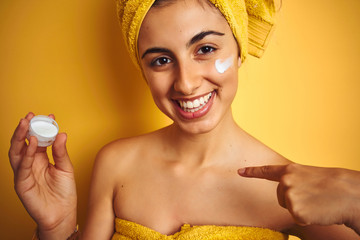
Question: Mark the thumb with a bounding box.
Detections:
[52,133,73,172]
[238,165,287,182]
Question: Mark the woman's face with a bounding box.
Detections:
[138,0,241,134]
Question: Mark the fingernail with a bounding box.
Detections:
[238,168,246,175]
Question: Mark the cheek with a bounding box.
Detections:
[214,56,234,74]
[148,80,167,99]
[203,56,238,84]
[212,57,239,97]
[147,74,173,105]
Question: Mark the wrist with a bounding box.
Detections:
[33,225,79,240]
[37,212,77,240]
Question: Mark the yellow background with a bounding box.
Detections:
[1,0,359,239]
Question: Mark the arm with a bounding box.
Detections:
[80,146,116,240]
[9,113,77,240]
[239,163,360,237]
[288,223,360,240]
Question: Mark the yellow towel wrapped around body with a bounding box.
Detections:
[115,0,276,68]
[112,218,288,240]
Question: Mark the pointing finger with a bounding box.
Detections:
[238,165,288,182]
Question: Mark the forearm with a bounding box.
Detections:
[343,169,360,236]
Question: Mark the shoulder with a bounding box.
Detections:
[95,136,143,164]
[83,132,161,239]
[237,128,291,166]
[92,129,163,177]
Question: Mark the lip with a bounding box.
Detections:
[173,90,216,120]
[174,91,212,102]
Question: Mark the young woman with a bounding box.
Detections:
[9,0,360,239]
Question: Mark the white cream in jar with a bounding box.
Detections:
[27,115,59,147]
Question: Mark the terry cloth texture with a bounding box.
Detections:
[115,0,276,68]
[112,218,288,240]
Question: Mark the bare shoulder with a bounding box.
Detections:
[82,131,163,239]
[95,136,143,165]
[236,128,292,166]
[93,129,162,177]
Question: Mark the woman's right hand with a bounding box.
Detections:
[9,112,77,240]
[239,163,360,235]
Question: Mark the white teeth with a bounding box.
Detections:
[204,93,211,102]
[187,101,193,108]
[193,99,200,108]
[177,92,213,112]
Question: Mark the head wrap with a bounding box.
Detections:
[115,0,275,68]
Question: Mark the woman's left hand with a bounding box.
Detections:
[238,163,360,235]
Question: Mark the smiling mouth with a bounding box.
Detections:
[176,92,213,113]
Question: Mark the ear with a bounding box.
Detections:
[237,56,242,68]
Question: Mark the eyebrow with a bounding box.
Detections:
[186,30,225,48]
[141,30,225,59]
[141,47,171,59]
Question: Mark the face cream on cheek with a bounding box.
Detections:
[215,56,234,74]
[27,115,59,147]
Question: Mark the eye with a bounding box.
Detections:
[151,57,172,66]
[197,46,216,55]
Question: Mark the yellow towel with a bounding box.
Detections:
[112,218,288,240]
[115,0,275,68]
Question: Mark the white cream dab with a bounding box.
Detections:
[215,56,233,74]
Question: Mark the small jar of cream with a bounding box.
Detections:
[27,115,59,147]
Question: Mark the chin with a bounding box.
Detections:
[174,117,220,135]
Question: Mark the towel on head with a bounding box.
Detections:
[115,0,276,68]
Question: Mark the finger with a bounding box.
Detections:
[25,112,35,121]
[282,194,307,227]
[12,112,35,148]
[9,118,30,171]
[52,133,73,172]
[276,182,287,209]
[16,136,38,182]
[238,165,288,182]
[48,113,55,120]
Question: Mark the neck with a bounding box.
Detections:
[163,110,240,167]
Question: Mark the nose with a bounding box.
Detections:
[173,60,202,95]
